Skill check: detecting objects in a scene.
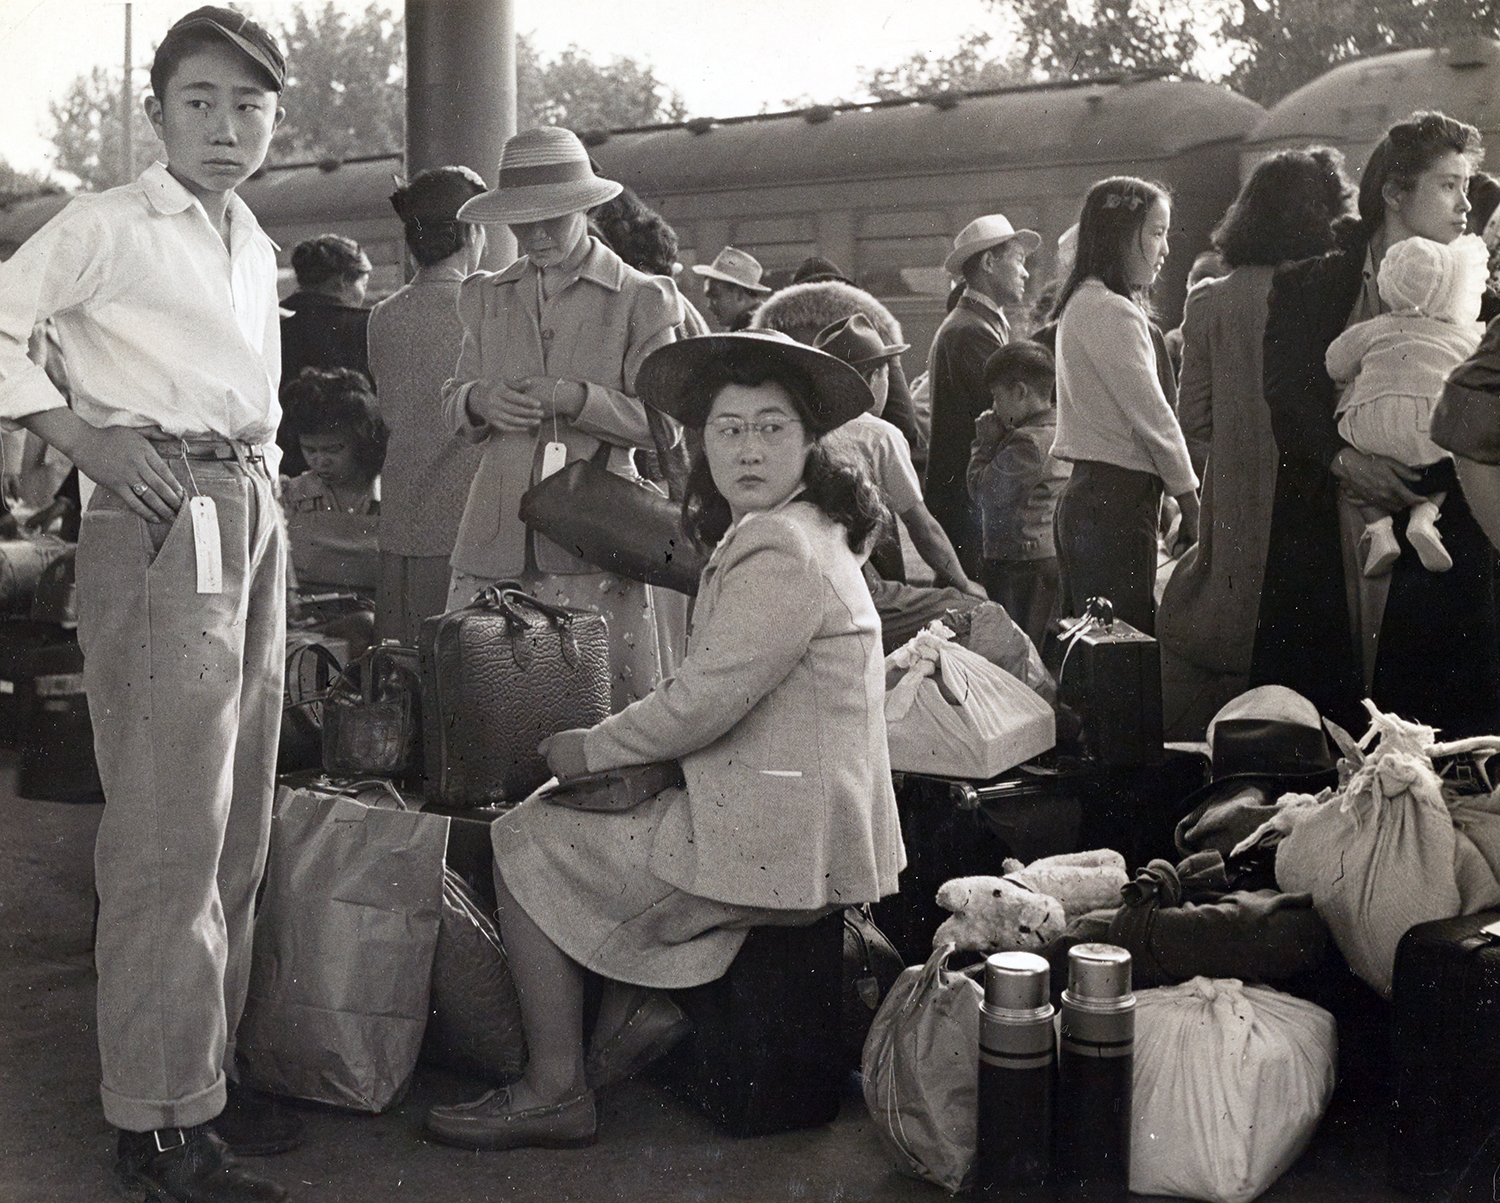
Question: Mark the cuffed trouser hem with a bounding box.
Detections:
[103,1072,226,1133]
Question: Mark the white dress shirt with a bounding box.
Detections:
[0,161,281,444]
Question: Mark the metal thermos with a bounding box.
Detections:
[976,951,1054,1200]
[1054,943,1135,1203]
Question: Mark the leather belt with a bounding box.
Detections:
[142,431,265,464]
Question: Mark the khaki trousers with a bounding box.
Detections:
[76,451,285,1131]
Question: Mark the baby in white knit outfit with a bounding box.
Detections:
[1326,233,1488,576]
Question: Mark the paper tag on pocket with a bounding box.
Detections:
[540,440,568,479]
[189,495,223,594]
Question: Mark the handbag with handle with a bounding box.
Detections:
[321,640,422,778]
[419,585,611,807]
[518,445,705,595]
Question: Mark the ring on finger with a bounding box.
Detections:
[132,482,148,495]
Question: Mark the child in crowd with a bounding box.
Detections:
[967,341,1071,649]
[280,366,388,596]
[0,7,297,1199]
[1051,176,1200,635]
[812,314,986,601]
[1325,233,1488,576]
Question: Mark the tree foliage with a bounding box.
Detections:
[1220,0,1500,106]
[1003,0,1202,81]
[862,32,1030,100]
[47,5,693,188]
[273,2,405,163]
[0,159,62,206]
[517,35,688,131]
[47,66,162,191]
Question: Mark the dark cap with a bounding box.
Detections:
[159,6,286,92]
[813,313,908,368]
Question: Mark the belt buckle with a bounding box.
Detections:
[153,1127,187,1153]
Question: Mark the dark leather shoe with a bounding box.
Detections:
[426,1088,597,1151]
[212,1082,303,1157]
[115,1125,287,1202]
[586,990,691,1091]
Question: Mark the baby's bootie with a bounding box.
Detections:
[1407,499,1453,572]
[1361,516,1401,577]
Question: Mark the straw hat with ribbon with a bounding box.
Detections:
[457,128,623,225]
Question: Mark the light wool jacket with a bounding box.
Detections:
[583,500,906,910]
[442,237,680,578]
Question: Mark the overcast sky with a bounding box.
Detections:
[0,0,998,175]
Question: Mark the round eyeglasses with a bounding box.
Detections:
[704,417,804,447]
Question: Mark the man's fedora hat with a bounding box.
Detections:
[944,214,1043,275]
[457,128,623,225]
[637,331,872,435]
[691,247,773,294]
[159,6,286,92]
[1172,686,1341,855]
[813,313,909,368]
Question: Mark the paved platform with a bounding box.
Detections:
[0,750,1410,1202]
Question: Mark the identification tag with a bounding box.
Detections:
[540,441,569,479]
[189,496,223,594]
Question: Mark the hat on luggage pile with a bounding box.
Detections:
[457,128,623,225]
[636,330,873,435]
[1173,686,1340,857]
[691,247,773,294]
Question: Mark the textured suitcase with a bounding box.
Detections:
[0,536,71,617]
[419,585,610,807]
[1390,911,1500,1199]
[1049,599,1162,766]
[658,912,845,1136]
[0,618,78,746]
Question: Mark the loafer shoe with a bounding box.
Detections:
[115,1125,287,1203]
[586,991,692,1092]
[426,1088,597,1151]
[212,1082,303,1157]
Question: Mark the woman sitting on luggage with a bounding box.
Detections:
[426,330,907,1151]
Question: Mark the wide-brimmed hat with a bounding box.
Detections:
[159,6,285,91]
[813,313,909,368]
[944,214,1043,275]
[691,247,772,294]
[636,331,873,434]
[1172,686,1340,854]
[457,128,623,225]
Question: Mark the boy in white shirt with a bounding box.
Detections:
[0,8,295,1199]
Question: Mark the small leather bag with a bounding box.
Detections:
[518,445,705,595]
[535,761,684,812]
[321,641,421,778]
[419,585,611,807]
[280,640,341,774]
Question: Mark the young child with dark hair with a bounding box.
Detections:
[968,341,1071,648]
[280,365,389,595]
[0,7,297,1199]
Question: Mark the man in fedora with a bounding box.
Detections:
[924,214,1042,575]
[691,246,772,331]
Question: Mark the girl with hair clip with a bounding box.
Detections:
[425,331,903,1153]
[1050,176,1200,636]
[280,365,389,597]
[1254,111,1497,736]
[1157,147,1354,737]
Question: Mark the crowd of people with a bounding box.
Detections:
[4,5,1500,1200]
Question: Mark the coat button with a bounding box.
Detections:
[541,328,555,341]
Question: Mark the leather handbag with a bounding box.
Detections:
[279,639,341,774]
[535,761,684,812]
[518,446,705,595]
[419,585,611,807]
[321,641,422,778]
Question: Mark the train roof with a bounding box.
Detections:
[1244,38,1500,173]
[588,76,1264,194]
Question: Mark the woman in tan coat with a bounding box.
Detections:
[442,128,682,710]
[427,331,906,1152]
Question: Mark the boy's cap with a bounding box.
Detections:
[160,6,286,92]
[813,313,909,367]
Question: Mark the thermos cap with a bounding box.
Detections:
[1065,943,1133,1003]
[984,951,1051,1011]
